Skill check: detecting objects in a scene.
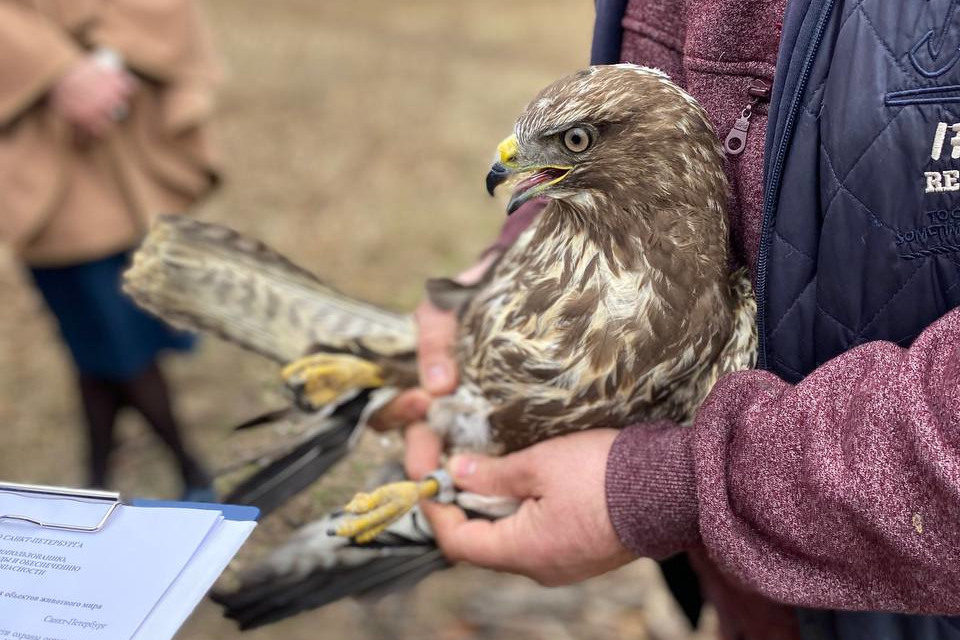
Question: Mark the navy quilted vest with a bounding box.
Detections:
[761,0,960,380]
[594,0,960,637]
[764,0,960,638]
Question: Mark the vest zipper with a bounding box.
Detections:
[755,0,836,370]
[723,79,771,156]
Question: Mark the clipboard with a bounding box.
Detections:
[0,480,257,640]
[0,481,259,530]
[0,481,121,533]
[131,498,259,522]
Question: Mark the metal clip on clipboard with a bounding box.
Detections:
[0,481,121,533]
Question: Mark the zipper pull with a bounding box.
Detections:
[724,105,753,155]
[724,79,771,156]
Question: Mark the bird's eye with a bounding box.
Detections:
[562,127,591,153]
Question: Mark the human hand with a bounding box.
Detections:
[421,428,636,586]
[49,55,136,138]
[367,299,459,430]
[368,252,500,431]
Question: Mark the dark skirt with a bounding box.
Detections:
[29,251,196,381]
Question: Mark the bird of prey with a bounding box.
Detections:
[124,64,756,628]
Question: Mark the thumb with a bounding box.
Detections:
[447,451,538,498]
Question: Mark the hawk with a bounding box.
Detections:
[124,64,756,628]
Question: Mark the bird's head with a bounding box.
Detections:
[486,64,727,227]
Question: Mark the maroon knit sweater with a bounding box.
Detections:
[495,2,960,638]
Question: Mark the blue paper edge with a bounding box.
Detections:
[129,498,259,522]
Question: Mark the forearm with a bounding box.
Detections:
[607,307,960,612]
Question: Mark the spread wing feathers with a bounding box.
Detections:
[212,505,448,629]
[222,390,373,517]
[123,214,416,364]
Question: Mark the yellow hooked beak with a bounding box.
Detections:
[485,133,572,215]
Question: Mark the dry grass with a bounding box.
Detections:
[0,2,715,638]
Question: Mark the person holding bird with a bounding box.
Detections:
[123,2,960,638]
[374,2,960,640]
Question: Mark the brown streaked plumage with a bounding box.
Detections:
[445,64,754,453]
[126,64,757,628]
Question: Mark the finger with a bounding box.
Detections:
[447,450,539,498]
[403,422,443,480]
[414,302,458,395]
[367,389,432,431]
[424,502,528,571]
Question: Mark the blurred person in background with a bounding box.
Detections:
[0,0,220,500]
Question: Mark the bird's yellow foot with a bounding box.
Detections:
[281,353,384,410]
[333,478,440,544]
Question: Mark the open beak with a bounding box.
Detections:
[485,134,571,215]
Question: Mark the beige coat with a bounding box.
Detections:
[0,0,221,266]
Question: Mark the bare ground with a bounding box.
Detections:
[0,2,716,638]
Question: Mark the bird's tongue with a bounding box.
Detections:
[513,168,563,197]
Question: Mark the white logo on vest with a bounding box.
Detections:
[924,122,960,193]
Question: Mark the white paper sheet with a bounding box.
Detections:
[0,493,220,640]
[131,518,256,640]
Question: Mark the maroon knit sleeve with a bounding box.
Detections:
[606,306,960,613]
[606,422,699,558]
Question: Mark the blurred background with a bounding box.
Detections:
[0,1,714,638]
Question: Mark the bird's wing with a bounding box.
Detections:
[213,503,447,629]
[213,501,517,629]
[221,391,368,516]
[213,464,519,629]
[221,388,399,517]
[123,214,416,364]
[124,216,416,515]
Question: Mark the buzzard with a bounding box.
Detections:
[124,64,756,627]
